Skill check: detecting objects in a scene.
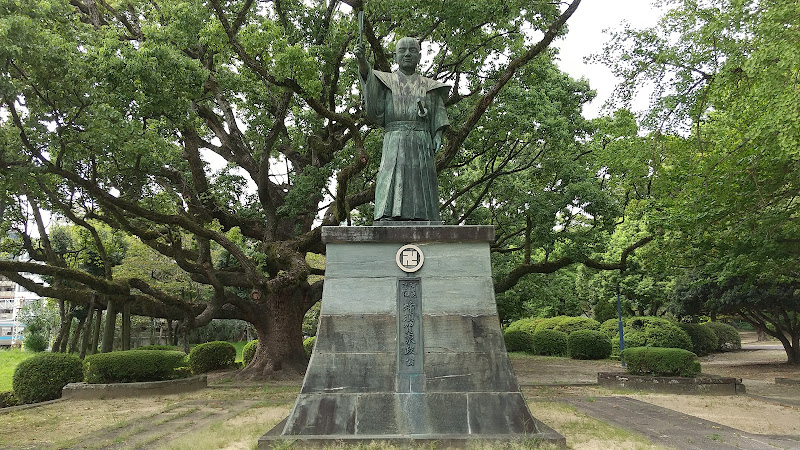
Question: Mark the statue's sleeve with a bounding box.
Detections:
[429,85,450,139]
[360,68,387,127]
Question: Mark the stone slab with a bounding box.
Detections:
[422,315,505,353]
[61,376,207,400]
[424,352,520,392]
[598,372,746,395]
[300,353,396,394]
[322,225,494,243]
[314,315,396,353]
[324,242,491,278]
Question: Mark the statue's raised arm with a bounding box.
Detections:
[357,37,451,223]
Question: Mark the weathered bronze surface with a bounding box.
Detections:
[355,37,450,222]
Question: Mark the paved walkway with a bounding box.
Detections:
[564,397,800,450]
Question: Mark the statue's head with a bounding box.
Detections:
[395,37,421,73]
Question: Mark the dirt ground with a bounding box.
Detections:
[1,332,797,449]
[513,331,800,439]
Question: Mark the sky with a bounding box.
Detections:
[553,0,665,118]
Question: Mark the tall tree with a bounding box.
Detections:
[1,0,596,378]
[598,0,800,363]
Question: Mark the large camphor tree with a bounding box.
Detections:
[1,0,653,377]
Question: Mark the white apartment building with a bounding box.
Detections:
[0,275,43,347]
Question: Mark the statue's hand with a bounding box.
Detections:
[354,42,367,63]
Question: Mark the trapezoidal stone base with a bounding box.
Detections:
[259,225,564,448]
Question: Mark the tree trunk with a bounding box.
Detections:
[182,321,190,353]
[754,324,767,342]
[774,331,799,365]
[68,315,86,353]
[237,289,309,381]
[121,302,131,350]
[58,314,73,353]
[101,299,118,353]
[80,296,97,359]
[91,308,102,354]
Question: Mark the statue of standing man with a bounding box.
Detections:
[355,37,451,222]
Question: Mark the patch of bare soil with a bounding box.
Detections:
[512,332,800,442]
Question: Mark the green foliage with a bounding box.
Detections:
[132,345,184,352]
[532,329,568,357]
[242,339,258,365]
[12,353,83,404]
[23,333,48,352]
[83,350,188,383]
[303,336,316,356]
[568,330,612,360]
[598,0,800,363]
[503,330,536,353]
[603,316,693,355]
[0,349,34,392]
[505,317,544,335]
[702,322,741,352]
[0,390,19,408]
[533,315,601,335]
[678,323,718,356]
[188,320,250,345]
[622,347,701,378]
[187,341,236,374]
[554,317,601,335]
[593,298,617,323]
[303,302,320,337]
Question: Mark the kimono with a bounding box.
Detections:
[361,68,451,222]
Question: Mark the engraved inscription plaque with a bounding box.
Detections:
[397,278,422,374]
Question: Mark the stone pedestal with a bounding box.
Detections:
[259,225,564,448]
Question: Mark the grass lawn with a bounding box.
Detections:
[0,349,35,391]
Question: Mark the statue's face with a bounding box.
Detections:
[395,38,421,72]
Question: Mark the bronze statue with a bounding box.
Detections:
[355,37,451,222]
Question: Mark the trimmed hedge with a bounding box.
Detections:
[622,347,701,377]
[12,353,83,404]
[532,329,568,356]
[555,317,601,335]
[503,330,535,353]
[703,322,742,351]
[303,336,316,356]
[84,350,188,383]
[679,323,718,356]
[505,317,544,335]
[603,317,693,355]
[132,345,185,352]
[568,330,612,360]
[187,341,236,374]
[0,390,19,408]
[242,339,258,365]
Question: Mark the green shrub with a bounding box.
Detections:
[600,318,622,337]
[553,317,601,335]
[12,353,83,404]
[84,350,188,383]
[534,316,571,333]
[242,339,258,365]
[187,341,236,374]
[303,336,316,356]
[568,330,612,360]
[532,329,568,356]
[679,323,718,356]
[132,345,184,352]
[604,317,693,355]
[0,390,19,408]
[23,333,48,352]
[503,330,535,353]
[702,322,742,351]
[622,347,701,377]
[505,317,544,335]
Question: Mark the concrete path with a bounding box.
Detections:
[563,397,800,450]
